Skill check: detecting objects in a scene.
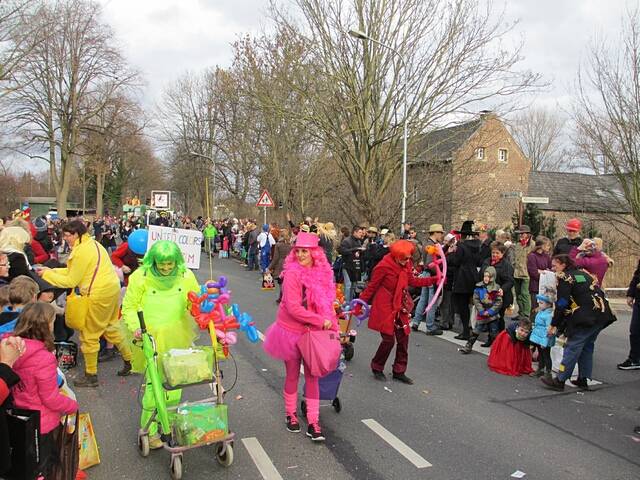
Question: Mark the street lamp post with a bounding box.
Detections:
[348,29,408,236]
[189,151,216,218]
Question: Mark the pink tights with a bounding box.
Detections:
[283,358,320,424]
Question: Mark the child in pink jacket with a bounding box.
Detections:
[11,302,78,476]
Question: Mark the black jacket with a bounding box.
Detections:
[449,239,483,294]
[5,252,30,281]
[338,236,363,278]
[553,237,582,256]
[481,258,514,308]
[626,260,640,302]
[552,268,615,336]
[1,363,20,475]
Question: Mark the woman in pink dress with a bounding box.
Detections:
[263,232,337,442]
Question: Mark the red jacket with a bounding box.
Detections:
[29,224,50,264]
[360,254,436,336]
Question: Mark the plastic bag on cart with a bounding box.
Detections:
[161,347,214,387]
[174,403,228,446]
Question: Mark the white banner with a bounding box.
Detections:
[148,225,203,269]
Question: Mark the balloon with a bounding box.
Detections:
[128,229,149,255]
[350,299,370,325]
[231,304,241,319]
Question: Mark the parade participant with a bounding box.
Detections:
[553,218,582,255]
[541,254,615,391]
[203,220,218,256]
[460,266,503,354]
[121,240,200,449]
[449,220,483,340]
[529,290,556,379]
[487,317,534,376]
[257,224,276,273]
[359,240,438,385]
[618,258,640,370]
[263,232,337,442]
[513,225,535,318]
[11,302,79,477]
[0,336,25,477]
[38,220,133,387]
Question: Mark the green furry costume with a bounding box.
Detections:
[122,240,200,437]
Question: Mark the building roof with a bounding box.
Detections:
[528,171,631,214]
[22,196,56,204]
[410,119,482,165]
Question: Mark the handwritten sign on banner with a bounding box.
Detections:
[148,225,203,269]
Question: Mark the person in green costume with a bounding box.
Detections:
[122,240,200,449]
[203,220,218,256]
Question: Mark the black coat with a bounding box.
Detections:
[626,260,640,302]
[0,363,20,475]
[5,252,30,281]
[552,267,615,336]
[553,237,582,256]
[481,258,514,308]
[338,236,363,279]
[449,239,483,294]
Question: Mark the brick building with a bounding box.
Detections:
[407,112,530,231]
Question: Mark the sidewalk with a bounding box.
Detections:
[608,297,632,313]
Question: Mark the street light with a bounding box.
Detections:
[189,151,216,218]
[348,28,409,236]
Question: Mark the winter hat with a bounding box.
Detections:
[34,217,47,233]
[536,293,555,305]
[565,218,582,232]
[478,266,499,290]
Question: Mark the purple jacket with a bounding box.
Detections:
[527,250,552,294]
[11,338,78,434]
[569,247,609,286]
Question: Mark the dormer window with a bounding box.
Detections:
[499,149,508,162]
[476,147,485,160]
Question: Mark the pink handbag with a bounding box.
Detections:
[296,328,341,377]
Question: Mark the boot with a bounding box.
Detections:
[570,377,590,391]
[459,333,478,354]
[117,360,132,377]
[541,375,565,391]
[480,334,495,348]
[74,373,98,388]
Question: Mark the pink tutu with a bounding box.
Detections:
[263,322,303,361]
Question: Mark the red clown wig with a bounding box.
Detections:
[389,239,415,259]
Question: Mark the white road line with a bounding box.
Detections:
[242,437,284,480]
[361,419,432,469]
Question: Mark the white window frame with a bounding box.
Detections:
[476,147,485,160]
[499,148,508,162]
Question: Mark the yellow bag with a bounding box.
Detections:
[78,413,100,470]
[65,242,101,331]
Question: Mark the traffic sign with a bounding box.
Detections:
[521,196,549,204]
[256,190,275,208]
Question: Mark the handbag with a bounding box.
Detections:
[5,408,41,480]
[65,243,101,331]
[78,413,100,470]
[296,328,341,377]
[50,413,79,480]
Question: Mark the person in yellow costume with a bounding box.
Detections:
[121,240,199,449]
[37,220,133,387]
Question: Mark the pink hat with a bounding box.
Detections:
[294,232,320,249]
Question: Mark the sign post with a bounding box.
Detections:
[256,190,275,225]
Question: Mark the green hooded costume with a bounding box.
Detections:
[121,240,200,438]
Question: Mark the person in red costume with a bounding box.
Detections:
[359,240,438,385]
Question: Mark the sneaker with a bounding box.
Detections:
[286,414,301,433]
[117,360,132,377]
[306,423,325,442]
[392,373,414,384]
[425,329,443,336]
[74,374,98,388]
[617,359,640,370]
[541,375,565,392]
[372,370,386,381]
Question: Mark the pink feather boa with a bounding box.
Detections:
[282,247,336,320]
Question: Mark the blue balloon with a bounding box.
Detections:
[201,301,214,313]
[128,229,148,255]
[231,304,241,319]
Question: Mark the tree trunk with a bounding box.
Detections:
[95,171,105,217]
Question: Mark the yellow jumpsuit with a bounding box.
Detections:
[42,233,132,374]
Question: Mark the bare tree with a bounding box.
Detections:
[509,107,568,171]
[264,0,542,224]
[0,1,40,95]
[5,0,138,215]
[572,8,640,246]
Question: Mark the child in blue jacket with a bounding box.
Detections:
[529,289,556,378]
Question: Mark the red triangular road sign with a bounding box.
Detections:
[256,190,274,208]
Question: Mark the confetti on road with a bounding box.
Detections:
[421,390,430,395]
[383,386,392,393]
[511,470,526,478]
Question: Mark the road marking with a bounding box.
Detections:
[361,419,432,469]
[242,437,284,480]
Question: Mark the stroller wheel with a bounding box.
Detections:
[343,343,355,361]
[170,454,183,480]
[301,400,307,416]
[332,397,342,413]
[216,442,234,467]
[138,434,150,458]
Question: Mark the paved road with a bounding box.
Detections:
[74,258,640,480]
